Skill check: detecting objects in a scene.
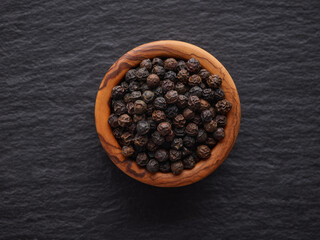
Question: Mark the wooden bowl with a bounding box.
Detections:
[95,40,241,187]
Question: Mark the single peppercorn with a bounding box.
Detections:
[151,131,165,145]
[214,88,225,101]
[152,110,166,122]
[112,128,123,139]
[164,58,178,71]
[176,95,188,109]
[196,129,208,143]
[213,128,225,141]
[189,86,202,97]
[155,149,169,162]
[188,74,202,86]
[202,88,215,101]
[171,138,183,150]
[122,146,134,157]
[197,145,211,159]
[192,114,202,125]
[185,123,199,137]
[165,130,175,142]
[129,91,141,101]
[174,127,185,137]
[153,97,167,110]
[207,74,222,89]
[183,155,196,169]
[153,86,163,97]
[201,109,213,123]
[181,146,192,157]
[140,59,152,71]
[165,105,179,119]
[183,135,195,148]
[199,99,210,111]
[146,74,160,88]
[183,108,195,120]
[215,115,227,127]
[125,69,137,82]
[136,153,149,167]
[134,100,147,114]
[123,93,131,103]
[161,79,175,92]
[186,58,201,73]
[171,161,184,175]
[135,67,149,80]
[133,114,145,123]
[198,69,211,80]
[146,159,159,173]
[206,137,217,147]
[152,65,165,78]
[152,58,164,66]
[188,95,201,111]
[128,81,140,92]
[140,83,149,92]
[118,114,132,127]
[164,71,177,82]
[113,100,127,115]
[134,134,148,147]
[169,149,182,162]
[175,82,188,94]
[120,132,133,146]
[157,122,172,136]
[177,60,187,71]
[204,120,218,133]
[147,140,158,152]
[159,161,171,173]
[177,69,190,83]
[126,102,135,115]
[165,90,178,104]
[111,86,125,99]
[215,99,232,115]
[108,114,119,128]
[141,90,154,103]
[147,118,157,130]
[126,123,136,134]
[173,114,186,128]
[136,120,150,135]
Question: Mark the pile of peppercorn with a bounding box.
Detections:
[109,57,232,175]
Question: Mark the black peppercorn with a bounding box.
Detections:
[118,114,132,127]
[128,81,140,92]
[146,74,160,88]
[135,67,149,80]
[175,82,188,94]
[199,99,210,111]
[215,99,232,115]
[136,120,150,135]
[214,88,225,101]
[126,102,135,115]
[164,90,178,104]
[147,118,157,130]
[196,129,208,143]
[187,95,201,111]
[197,145,211,159]
[142,90,154,103]
[173,114,186,128]
[136,153,149,167]
[208,107,216,117]
[113,100,127,115]
[165,105,179,119]
[169,149,182,162]
[146,159,159,173]
[152,110,166,122]
[134,134,148,147]
[215,115,227,127]
[146,103,154,116]
[201,109,213,123]
[198,69,211,80]
[153,97,167,110]
[129,91,141,101]
[176,95,188,109]
[171,138,183,150]
[202,88,215,101]
[133,114,145,123]
[213,128,225,141]
[165,130,175,142]
[152,58,164,66]
[111,86,125,99]
[185,123,199,137]
[120,132,133,146]
[140,83,149,93]
[183,155,196,169]
[147,140,158,152]
[112,128,123,139]
[174,127,185,137]
[171,161,184,175]
[155,149,169,162]
[108,114,119,128]
[183,108,195,120]
[151,131,165,145]
[125,69,137,82]
[163,58,177,71]
[134,100,147,114]
[183,135,195,148]
[159,161,171,173]
[204,120,218,133]
[192,114,202,125]
[177,60,187,71]
[157,122,172,136]
[161,79,175,93]
[123,93,131,103]
[181,146,192,157]
[177,69,189,83]
[164,71,177,82]
[188,74,202,86]
[122,146,135,157]
[186,58,201,73]
[206,74,222,89]
[152,65,165,78]
[206,137,217,147]
[140,59,152,71]
[126,123,136,134]
[189,86,202,97]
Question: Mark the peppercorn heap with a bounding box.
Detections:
[109,57,232,175]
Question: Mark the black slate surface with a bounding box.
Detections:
[1,0,320,239]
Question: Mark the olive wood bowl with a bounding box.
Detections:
[95,40,241,187]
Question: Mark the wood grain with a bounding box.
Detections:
[95,40,241,187]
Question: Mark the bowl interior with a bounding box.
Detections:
[95,40,241,187]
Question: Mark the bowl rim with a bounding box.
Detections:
[95,40,241,187]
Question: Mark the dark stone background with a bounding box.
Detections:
[1,0,319,239]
